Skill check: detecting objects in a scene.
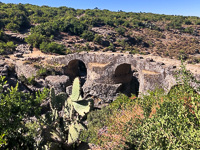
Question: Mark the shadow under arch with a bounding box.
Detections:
[65,59,87,86]
[114,63,140,97]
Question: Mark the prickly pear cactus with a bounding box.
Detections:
[50,88,67,111]
[70,77,80,101]
[68,121,85,145]
[39,77,93,149]
[67,77,93,116]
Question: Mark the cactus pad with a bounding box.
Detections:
[73,100,92,116]
[50,88,56,110]
[68,122,85,145]
[70,77,80,101]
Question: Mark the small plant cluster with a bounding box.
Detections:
[80,63,200,149]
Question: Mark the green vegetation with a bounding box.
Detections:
[81,30,95,41]
[0,2,200,57]
[0,76,48,149]
[80,63,200,149]
[0,76,93,149]
[31,77,93,149]
[39,41,66,54]
[0,2,200,149]
[25,32,46,48]
[0,30,16,54]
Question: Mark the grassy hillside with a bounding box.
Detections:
[0,2,200,61]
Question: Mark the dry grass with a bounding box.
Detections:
[97,105,144,150]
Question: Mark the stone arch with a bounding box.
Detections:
[65,59,87,86]
[114,63,140,96]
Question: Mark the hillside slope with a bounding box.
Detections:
[0,2,200,62]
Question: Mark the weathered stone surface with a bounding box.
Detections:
[83,82,122,102]
[46,52,200,99]
[15,61,38,78]
[0,60,8,77]
[45,75,71,94]
[16,44,32,54]
[0,65,8,77]
[14,53,23,58]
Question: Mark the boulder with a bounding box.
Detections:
[0,61,8,77]
[45,75,71,94]
[15,61,38,78]
[14,53,23,58]
[83,82,122,103]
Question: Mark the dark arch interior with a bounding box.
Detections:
[66,59,87,86]
[114,63,139,97]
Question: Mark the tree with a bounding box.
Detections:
[25,33,46,48]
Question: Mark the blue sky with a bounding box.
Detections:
[1,0,200,17]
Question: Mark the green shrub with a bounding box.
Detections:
[80,106,113,145]
[108,43,115,51]
[93,34,103,45]
[19,75,37,86]
[115,27,126,35]
[39,41,66,54]
[36,67,48,78]
[0,41,16,54]
[25,33,46,48]
[5,22,20,32]
[27,76,37,86]
[131,89,200,149]
[0,76,48,149]
[81,30,95,41]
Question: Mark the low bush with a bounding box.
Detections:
[39,41,66,54]
[0,76,48,149]
[81,30,95,41]
[0,41,16,54]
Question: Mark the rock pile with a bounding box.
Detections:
[16,44,32,54]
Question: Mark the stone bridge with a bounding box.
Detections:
[47,52,200,101]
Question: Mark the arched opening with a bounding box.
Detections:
[66,59,87,86]
[114,63,139,97]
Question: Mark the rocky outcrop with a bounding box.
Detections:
[91,27,117,37]
[16,44,32,54]
[0,60,8,77]
[15,61,38,78]
[83,82,122,102]
[45,75,71,94]
[14,53,23,58]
